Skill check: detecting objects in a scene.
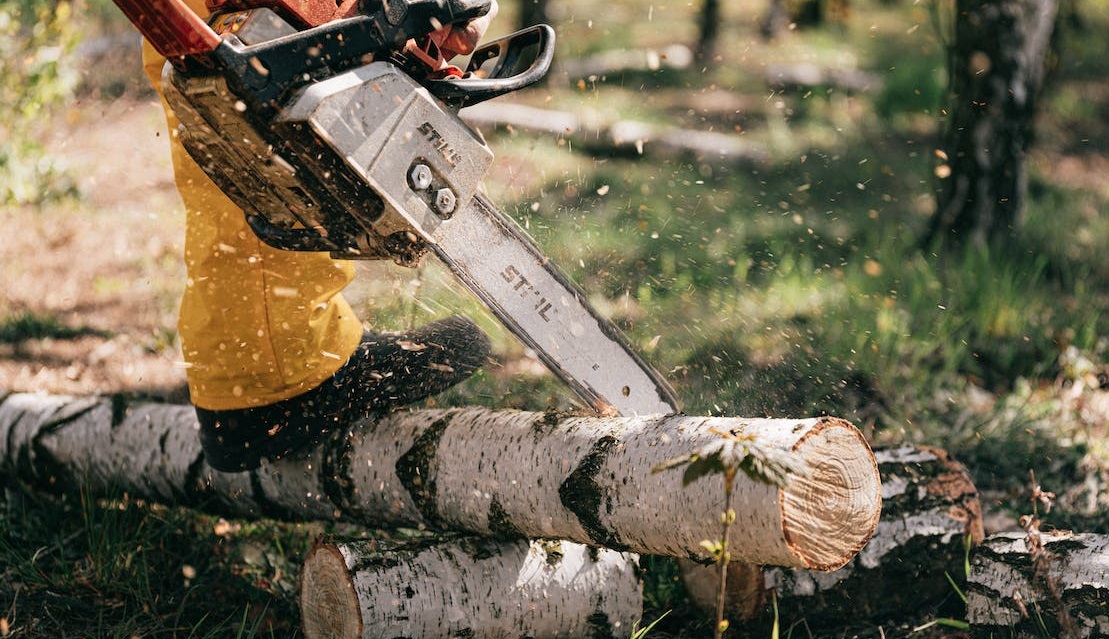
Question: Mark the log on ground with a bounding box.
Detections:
[681,445,983,628]
[461,102,769,165]
[0,392,881,569]
[300,536,642,639]
[966,531,1109,638]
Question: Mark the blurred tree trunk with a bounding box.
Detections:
[518,0,550,28]
[696,0,721,61]
[927,0,1060,248]
[759,0,790,39]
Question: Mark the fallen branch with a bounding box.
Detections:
[764,63,883,93]
[554,44,694,80]
[461,102,769,164]
[299,537,642,639]
[0,392,880,570]
[681,446,983,627]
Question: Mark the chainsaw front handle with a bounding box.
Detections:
[113,0,537,112]
[428,24,555,108]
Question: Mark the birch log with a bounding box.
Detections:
[680,446,983,626]
[966,531,1109,638]
[0,392,881,569]
[299,537,642,639]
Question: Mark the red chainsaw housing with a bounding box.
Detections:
[114,0,221,59]
[116,0,369,60]
[205,0,364,28]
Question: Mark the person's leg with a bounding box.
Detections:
[195,315,491,471]
[143,35,490,471]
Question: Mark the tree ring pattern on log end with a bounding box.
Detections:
[300,543,362,639]
[781,418,881,571]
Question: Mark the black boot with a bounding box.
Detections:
[196,315,491,472]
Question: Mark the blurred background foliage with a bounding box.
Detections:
[0,0,81,203]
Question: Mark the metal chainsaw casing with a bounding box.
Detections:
[163,59,495,265]
[277,63,494,245]
[164,65,403,260]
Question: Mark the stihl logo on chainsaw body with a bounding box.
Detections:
[501,265,554,322]
[418,121,462,166]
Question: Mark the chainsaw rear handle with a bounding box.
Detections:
[114,0,221,60]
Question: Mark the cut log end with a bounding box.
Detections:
[300,544,362,639]
[682,444,984,628]
[781,418,881,571]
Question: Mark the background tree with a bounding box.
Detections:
[0,0,80,204]
[696,0,721,61]
[927,0,1060,248]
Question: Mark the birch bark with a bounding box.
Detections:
[0,392,880,569]
[681,446,983,626]
[299,537,642,639]
[966,531,1109,639]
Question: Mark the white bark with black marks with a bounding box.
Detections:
[299,537,642,639]
[0,392,880,569]
[966,531,1109,638]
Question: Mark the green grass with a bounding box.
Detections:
[0,481,311,638]
[0,310,110,344]
[7,0,1109,636]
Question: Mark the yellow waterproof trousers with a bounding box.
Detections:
[143,19,363,410]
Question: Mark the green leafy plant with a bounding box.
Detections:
[654,427,807,638]
[0,0,81,204]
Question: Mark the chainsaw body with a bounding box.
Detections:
[159,2,548,264]
[117,0,680,416]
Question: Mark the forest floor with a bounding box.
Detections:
[0,96,188,400]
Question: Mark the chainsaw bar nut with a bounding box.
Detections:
[408,163,433,191]
[434,187,457,216]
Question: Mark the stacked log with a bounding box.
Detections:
[966,531,1109,639]
[681,445,984,628]
[300,537,641,639]
[0,391,884,637]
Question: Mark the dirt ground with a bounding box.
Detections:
[0,95,533,404]
[0,97,191,400]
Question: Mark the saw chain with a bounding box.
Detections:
[114,0,680,416]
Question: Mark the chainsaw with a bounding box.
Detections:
[112,0,679,417]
